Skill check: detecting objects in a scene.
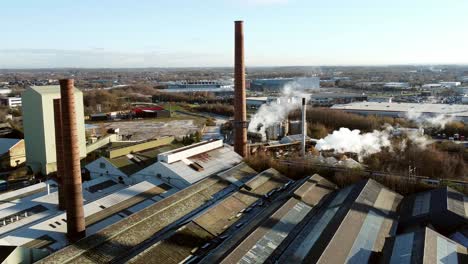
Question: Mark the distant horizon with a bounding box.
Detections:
[1,63,468,71]
[2,1,468,68]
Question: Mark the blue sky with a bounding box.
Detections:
[1,0,467,68]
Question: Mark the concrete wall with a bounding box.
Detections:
[22,86,86,174]
[107,136,174,159]
[86,134,118,154]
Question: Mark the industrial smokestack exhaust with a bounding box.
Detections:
[234,20,247,157]
[53,99,66,211]
[302,98,307,157]
[59,79,86,242]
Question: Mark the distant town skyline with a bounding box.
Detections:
[1,0,468,68]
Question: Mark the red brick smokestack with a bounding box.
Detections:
[234,20,247,157]
[59,79,86,242]
[53,99,66,210]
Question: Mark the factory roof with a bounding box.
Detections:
[0,177,175,252]
[38,163,258,263]
[125,168,290,264]
[0,138,22,155]
[164,146,239,177]
[309,93,367,99]
[209,174,336,264]
[332,101,468,117]
[112,145,177,175]
[272,179,402,263]
[22,169,468,263]
[381,227,468,263]
[0,176,127,243]
[397,187,468,234]
[132,106,165,113]
[151,141,243,188]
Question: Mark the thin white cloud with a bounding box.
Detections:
[0,49,230,68]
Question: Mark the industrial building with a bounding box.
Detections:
[163,80,234,92]
[36,163,260,263]
[0,96,22,108]
[332,101,468,122]
[36,170,468,264]
[250,77,320,92]
[246,97,276,109]
[0,138,25,168]
[85,139,242,188]
[246,93,367,108]
[308,93,367,106]
[22,85,87,174]
[0,176,177,252]
[383,82,410,89]
[440,81,462,88]
[132,106,170,118]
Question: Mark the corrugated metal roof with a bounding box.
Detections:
[159,145,242,185]
[332,102,468,117]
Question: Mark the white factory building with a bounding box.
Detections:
[0,97,22,108]
[439,81,461,88]
[86,139,243,189]
[383,82,410,89]
[422,82,462,89]
[332,102,468,122]
[22,86,87,174]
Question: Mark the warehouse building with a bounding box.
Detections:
[9,169,468,264]
[332,102,468,122]
[132,106,171,118]
[37,163,260,263]
[250,77,320,92]
[308,93,367,106]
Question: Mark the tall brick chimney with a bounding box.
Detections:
[53,99,66,210]
[234,20,247,157]
[59,79,86,242]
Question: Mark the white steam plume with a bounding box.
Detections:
[316,126,433,160]
[315,127,392,161]
[406,110,454,129]
[248,81,315,139]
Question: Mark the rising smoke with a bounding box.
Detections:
[406,109,455,129]
[315,125,433,160]
[315,127,393,161]
[248,81,315,139]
